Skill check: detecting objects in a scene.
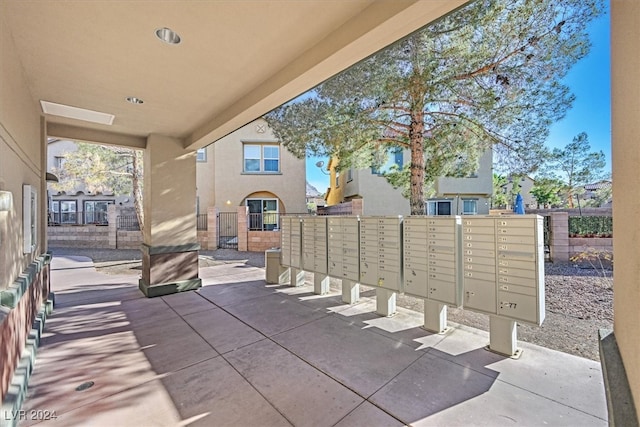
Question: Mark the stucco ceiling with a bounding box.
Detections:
[2,0,467,150]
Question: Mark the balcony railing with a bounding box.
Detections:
[248,212,280,231]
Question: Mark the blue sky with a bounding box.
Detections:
[306,7,611,193]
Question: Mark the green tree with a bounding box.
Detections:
[547,132,606,208]
[491,174,509,209]
[267,0,603,214]
[52,142,144,230]
[530,177,566,208]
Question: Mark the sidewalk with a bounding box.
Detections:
[16,255,607,426]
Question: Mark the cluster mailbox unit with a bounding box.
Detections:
[461,215,545,326]
[301,216,328,274]
[278,214,545,356]
[280,216,302,269]
[327,216,360,282]
[359,216,403,293]
[403,216,462,306]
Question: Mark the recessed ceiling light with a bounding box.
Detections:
[155,27,181,45]
[40,100,114,125]
[126,97,144,104]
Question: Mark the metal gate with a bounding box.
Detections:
[543,215,551,260]
[217,212,238,249]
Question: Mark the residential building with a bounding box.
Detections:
[499,175,536,209]
[326,149,493,216]
[196,118,307,229]
[582,180,612,208]
[429,150,493,215]
[46,139,134,225]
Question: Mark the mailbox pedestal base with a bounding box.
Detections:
[424,300,448,334]
[289,268,305,287]
[314,274,330,295]
[489,315,522,358]
[341,280,359,304]
[376,288,396,317]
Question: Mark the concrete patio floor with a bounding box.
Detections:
[17,255,607,426]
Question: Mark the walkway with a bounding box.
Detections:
[18,255,607,426]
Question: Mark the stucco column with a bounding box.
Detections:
[107,204,117,249]
[237,206,248,252]
[549,212,569,263]
[138,134,201,297]
[351,198,364,216]
[609,1,640,417]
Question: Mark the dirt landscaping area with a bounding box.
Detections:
[49,247,613,361]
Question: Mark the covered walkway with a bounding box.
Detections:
[18,255,607,426]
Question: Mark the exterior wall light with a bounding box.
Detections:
[225,200,232,205]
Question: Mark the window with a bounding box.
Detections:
[462,199,478,215]
[372,147,403,175]
[347,168,353,182]
[427,199,452,216]
[246,198,279,231]
[54,156,65,169]
[51,200,77,224]
[84,200,113,224]
[243,144,280,173]
[335,172,340,188]
[196,148,207,162]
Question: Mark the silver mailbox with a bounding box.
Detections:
[327,216,360,281]
[301,216,328,274]
[403,216,462,306]
[359,216,403,292]
[461,215,545,325]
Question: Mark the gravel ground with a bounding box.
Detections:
[49,247,612,361]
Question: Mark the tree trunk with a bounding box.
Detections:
[409,109,425,215]
[132,150,144,232]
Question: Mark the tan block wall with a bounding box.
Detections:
[247,231,281,252]
[116,230,142,249]
[48,226,110,248]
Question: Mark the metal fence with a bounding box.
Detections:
[48,210,108,226]
[248,212,280,231]
[117,214,140,231]
[218,212,238,248]
[197,213,208,231]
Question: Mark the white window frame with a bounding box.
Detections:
[23,185,37,253]
[462,199,478,215]
[243,143,280,173]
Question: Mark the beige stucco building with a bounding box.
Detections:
[196,119,307,219]
[1,1,638,422]
[327,149,493,216]
[46,139,135,225]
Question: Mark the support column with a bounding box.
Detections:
[341,279,359,304]
[289,268,305,287]
[107,204,117,249]
[313,273,330,295]
[376,288,396,317]
[609,2,640,419]
[237,206,248,252]
[549,212,569,263]
[423,300,448,334]
[139,134,201,298]
[488,315,521,358]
